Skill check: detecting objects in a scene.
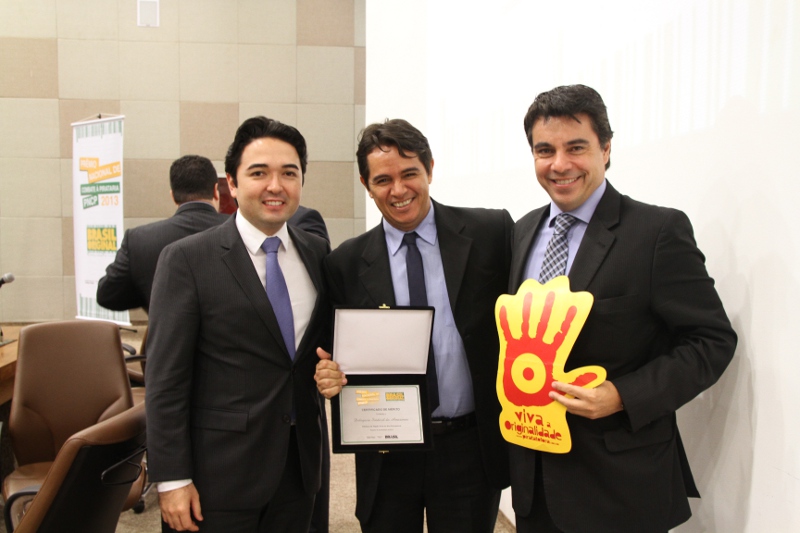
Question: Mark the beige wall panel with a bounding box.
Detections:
[180,102,239,160]
[123,158,175,218]
[179,0,237,43]
[239,44,296,103]
[62,216,74,276]
[59,99,121,158]
[121,100,180,159]
[297,46,354,104]
[238,0,296,45]
[57,0,118,40]
[0,276,64,321]
[354,46,365,105]
[0,98,59,158]
[63,275,77,319]
[0,157,62,217]
[354,0,365,47]
[297,0,354,47]
[239,103,298,128]
[297,104,355,162]
[0,0,57,39]
[60,158,72,217]
[353,217,366,236]
[118,0,180,42]
[302,161,354,219]
[353,162,366,218]
[0,217,63,276]
[323,217,356,249]
[58,39,120,100]
[179,43,238,102]
[0,38,58,98]
[120,41,180,100]
[124,217,164,230]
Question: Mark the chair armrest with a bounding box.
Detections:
[4,485,42,532]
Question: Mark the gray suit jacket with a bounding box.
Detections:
[96,202,228,313]
[145,216,330,511]
[324,199,513,522]
[509,182,737,532]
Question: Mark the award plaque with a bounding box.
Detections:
[330,307,435,453]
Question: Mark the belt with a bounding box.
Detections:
[430,412,476,436]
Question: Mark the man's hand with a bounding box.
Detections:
[315,347,346,399]
[549,380,624,419]
[159,483,203,532]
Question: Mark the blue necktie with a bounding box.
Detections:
[538,214,577,283]
[403,232,440,412]
[261,237,296,360]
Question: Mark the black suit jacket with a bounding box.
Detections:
[290,206,330,244]
[509,182,736,532]
[96,202,228,313]
[324,200,513,522]
[145,216,330,511]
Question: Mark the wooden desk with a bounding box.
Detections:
[0,325,20,405]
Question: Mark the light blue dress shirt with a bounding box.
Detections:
[382,204,475,419]
[524,180,607,281]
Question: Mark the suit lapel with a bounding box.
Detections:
[288,226,326,359]
[511,206,548,289]
[568,182,620,291]
[218,218,290,360]
[433,201,471,313]
[359,225,397,307]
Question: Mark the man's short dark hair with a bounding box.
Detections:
[357,119,433,185]
[524,84,614,170]
[170,155,219,204]
[224,116,308,185]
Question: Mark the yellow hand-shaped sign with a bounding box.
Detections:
[496,277,606,453]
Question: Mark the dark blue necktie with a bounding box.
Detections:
[261,237,296,360]
[403,232,440,412]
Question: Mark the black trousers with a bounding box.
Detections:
[360,425,500,533]
[162,427,314,533]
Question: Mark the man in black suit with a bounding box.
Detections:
[146,117,330,532]
[96,155,228,313]
[315,119,511,532]
[509,85,737,532]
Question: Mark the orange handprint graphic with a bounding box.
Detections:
[496,277,605,453]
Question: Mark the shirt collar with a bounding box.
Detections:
[235,211,291,254]
[546,179,607,226]
[383,201,437,256]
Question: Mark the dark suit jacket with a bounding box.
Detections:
[509,182,737,532]
[144,216,330,511]
[96,202,228,313]
[324,200,513,522]
[290,206,330,244]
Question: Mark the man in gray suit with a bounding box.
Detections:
[96,155,228,313]
[508,85,737,532]
[146,117,330,532]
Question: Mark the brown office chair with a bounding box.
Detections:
[3,402,147,532]
[1,320,143,528]
[123,327,147,406]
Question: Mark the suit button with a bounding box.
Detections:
[282,415,290,424]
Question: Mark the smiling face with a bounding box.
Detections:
[531,113,610,212]
[361,145,433,232]
[227,137,302,236]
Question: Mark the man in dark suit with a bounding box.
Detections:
[146,117,330,532]
[315,119,511,532]
[96,155,228,313]
[509,85,737,533]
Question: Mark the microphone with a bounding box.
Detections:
[0,272,15,287]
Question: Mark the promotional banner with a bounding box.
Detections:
[496,277,605,453]
[72,115,129,324]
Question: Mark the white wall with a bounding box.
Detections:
[368,0,800,530]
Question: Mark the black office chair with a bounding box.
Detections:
[3,402,146,532]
